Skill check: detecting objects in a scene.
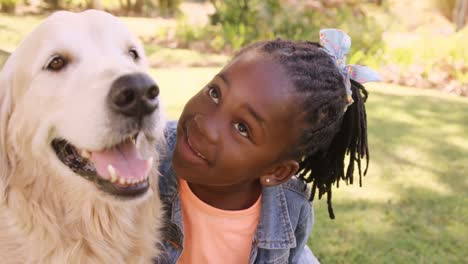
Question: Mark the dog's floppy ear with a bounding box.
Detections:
[0,54,15,182]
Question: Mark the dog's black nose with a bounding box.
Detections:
[108,73,159,118]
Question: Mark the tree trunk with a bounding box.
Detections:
[50,0,61,9]
[0,2,16,13]
[454,0,468,31]
[134,0,144,14]
[88,0,103,10]
[126,0,132,14]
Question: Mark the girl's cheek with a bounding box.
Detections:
[185,96,202,111]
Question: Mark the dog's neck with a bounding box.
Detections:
[3,161,161,262]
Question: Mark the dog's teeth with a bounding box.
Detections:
[135,133,141,148]
[108,165,117,182]
[129,134,137,145]
[107,164,117,182]
[81,150,91,159]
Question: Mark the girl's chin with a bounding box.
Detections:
[172,153,209,183]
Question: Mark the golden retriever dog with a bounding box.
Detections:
[0,10,165,263]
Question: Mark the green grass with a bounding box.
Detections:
[309,84,468,264]
[0,49,8,67]
[0,14,44,52]
[0,14,228,67]
[151,67,220,118]
[0,14,164,52]
[2,13,467,264]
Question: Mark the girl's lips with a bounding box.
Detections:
[176,123,211,166]
[187,136,207,160]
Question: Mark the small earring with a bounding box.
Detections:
[265,178,270,183]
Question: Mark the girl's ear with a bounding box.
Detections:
[260,160,299,187]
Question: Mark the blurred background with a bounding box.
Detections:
[0,0,466,263]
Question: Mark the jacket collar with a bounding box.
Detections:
[159,167,184,231]
[255,185,297,249]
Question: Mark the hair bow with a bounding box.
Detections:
[319,28,381,111]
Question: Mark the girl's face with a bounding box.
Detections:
[173,52,302,189]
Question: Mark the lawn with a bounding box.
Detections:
[309,84,468,264]
[1,13,467,264]
[0,13,228,68]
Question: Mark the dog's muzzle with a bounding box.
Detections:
[51,73,160,199]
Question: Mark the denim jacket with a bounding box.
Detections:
[155,121,314,264]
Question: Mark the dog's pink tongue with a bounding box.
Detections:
[90,141,148,181]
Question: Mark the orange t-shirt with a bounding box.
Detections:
[177,179,261,264]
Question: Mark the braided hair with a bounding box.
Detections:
[234,39,369,219]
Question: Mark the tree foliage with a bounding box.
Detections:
[0,0,181,16]
[200,0,384,64]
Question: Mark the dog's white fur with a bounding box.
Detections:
[0,10,165,263]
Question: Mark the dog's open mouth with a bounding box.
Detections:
[51,134,152,198]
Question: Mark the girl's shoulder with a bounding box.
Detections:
[158,120,179,200]
[280,177,314,228]
[164,120,178,146]
[158,120,177,174]
[281,176,311,201]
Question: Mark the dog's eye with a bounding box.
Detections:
[45,55,67,72]
[128,48,139,61]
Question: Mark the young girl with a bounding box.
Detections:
[156,29,380,264]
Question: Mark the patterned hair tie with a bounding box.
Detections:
[319,28,381,111]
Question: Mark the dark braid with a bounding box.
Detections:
[234,39,370,219]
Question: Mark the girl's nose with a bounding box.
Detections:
[194,114,219,144]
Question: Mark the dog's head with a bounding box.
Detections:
[0,10,165,200]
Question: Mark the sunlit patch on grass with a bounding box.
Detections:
[147,45,228,67]
[311,83,468,263]
[150,67,220,119]
[447,134,468,152]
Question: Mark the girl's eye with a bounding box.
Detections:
[234,122,249,137]
[45,55,67,72]
[208,86,220,104]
